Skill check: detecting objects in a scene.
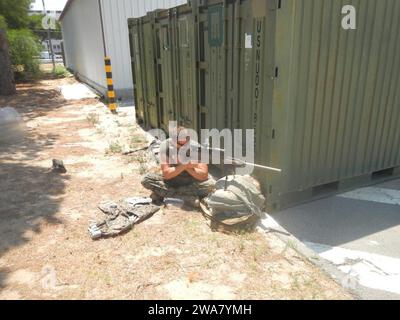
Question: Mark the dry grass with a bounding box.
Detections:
[0,78,353,300]
[105,141,123,155]
[86,113,100,126]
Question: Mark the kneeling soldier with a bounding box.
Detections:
[142,127,215,207]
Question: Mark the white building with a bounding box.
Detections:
[60,0,186,101]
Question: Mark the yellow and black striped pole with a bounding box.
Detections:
[104,57,117,113]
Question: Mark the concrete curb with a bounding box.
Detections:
[257,214,364,300]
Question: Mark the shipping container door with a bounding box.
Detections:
[199,3,228,131]
[129,23,146,124]
[157,19,176,131]
[143,21,159,128]
[176,13,198,132]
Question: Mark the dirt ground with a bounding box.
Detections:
[0,76,353,300]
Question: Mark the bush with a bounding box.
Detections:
[54,65,70,78]
[0,15,7,30]
[7,28,41,80]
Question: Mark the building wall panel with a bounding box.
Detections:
[61,0,106,94]
[100,0,187,98]
[61,0,187,99]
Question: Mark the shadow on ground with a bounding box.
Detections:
[0,81,66,121]
[0,162,69,287]
[0,82,70,288]
[272,181,400,256]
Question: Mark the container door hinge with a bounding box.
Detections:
[272,129,276,139]
[270,67,279,80]
[278,0,282,9]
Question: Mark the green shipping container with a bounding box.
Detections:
[262,0,400,210]
[151,10,176,132]
[173,5,199,131]
[128,18,146,125]
[129,0,400,210]
[129,4,198,132]
[128,15,159,128]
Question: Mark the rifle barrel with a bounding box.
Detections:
[245,162,282,173]
[226,158,281,172]
[197,145,282,173]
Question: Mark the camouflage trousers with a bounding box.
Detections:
[141,173,215,199]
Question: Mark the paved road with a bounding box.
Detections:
[270,179,400,300]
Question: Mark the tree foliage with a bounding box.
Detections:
[0,15,7,30]
[0,0,64,82]
[0,0,32,29]
[7,29,41,79]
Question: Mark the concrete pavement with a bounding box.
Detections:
[268,178,400,299]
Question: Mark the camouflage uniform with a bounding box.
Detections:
[141,172,215,200]
[88,197,161,239]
